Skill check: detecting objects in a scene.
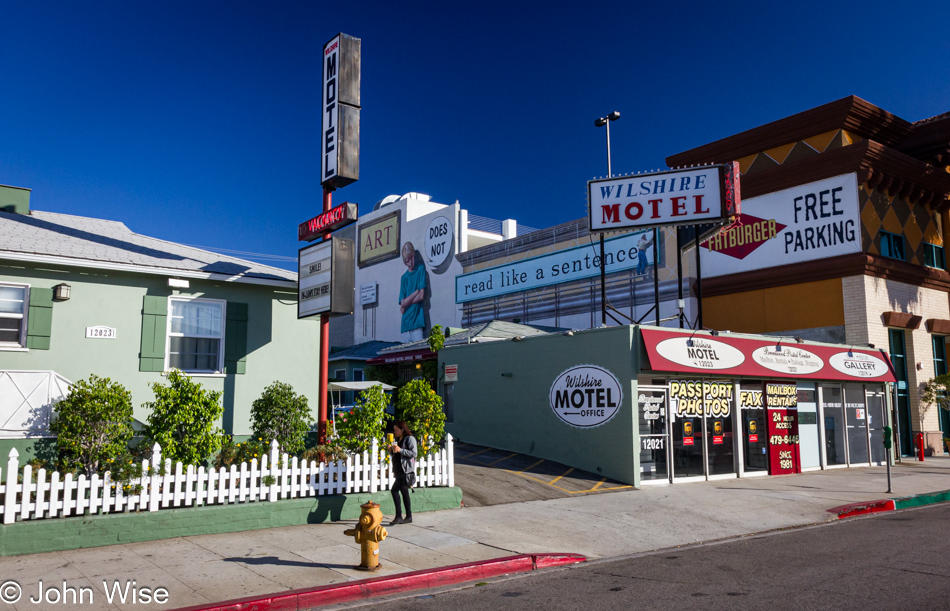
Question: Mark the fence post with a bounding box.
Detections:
[446,434,454,488]
[4,448,20,524]
[370,437,379,493]
[269,440,279,502]
[149,443,162,512]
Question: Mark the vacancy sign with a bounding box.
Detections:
[588,163,740,232]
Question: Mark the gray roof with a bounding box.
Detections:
[0,210,296,285]
[329,341,400,362]
[378,320,565,355]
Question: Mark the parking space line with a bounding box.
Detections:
[459,447,493,459]
[514,459,546,474]
[487,452,518,466]
[590,478,606,491]
[548,468,574,485]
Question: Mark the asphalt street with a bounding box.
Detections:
[354,503,950,611]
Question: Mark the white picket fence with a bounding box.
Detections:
[0,435,454,524]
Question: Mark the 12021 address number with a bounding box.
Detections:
[641,437,664,451]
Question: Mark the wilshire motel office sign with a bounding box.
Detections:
[549,365,623,428]
[588,163,741,232]
[456,229,653,303]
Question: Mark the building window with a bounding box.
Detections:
[880,232,906,261]
[334,369,346,381]
[924,243,946,270]
[934,335,948,377]
[167,298,225,373]
[0,283,28,348]
[353,369,364,382]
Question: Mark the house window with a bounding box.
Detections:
[880,232,906,261]
[353,369,364,382]
[0,283,28,348]
[924,243,946,270]
[334,369,346,381]
[167,298,225,373]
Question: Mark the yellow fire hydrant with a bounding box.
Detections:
[344,501,388,570]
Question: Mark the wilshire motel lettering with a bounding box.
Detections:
[549,365,623,428]
[321,36,340,184]
[320,33,360,189]
[588,163,739,233]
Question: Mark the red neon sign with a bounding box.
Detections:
[298,202,358,242]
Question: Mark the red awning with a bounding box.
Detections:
[366,347,436,365]
[640,328,897,383]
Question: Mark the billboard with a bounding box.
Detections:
[321,33,361,188]
[455,229,655,303]
[298,238,355,319]
[700,173,860,277]
[588,162,740,232]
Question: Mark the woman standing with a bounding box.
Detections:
[388,421,417,525]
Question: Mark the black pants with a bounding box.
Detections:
[391,475,412,518]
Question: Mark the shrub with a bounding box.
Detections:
[335,384,392,454]
[143,369,224,465]
[50,374,135,476]
[214,436,270,470]
[396,379,446,456]
[250,382,312,455]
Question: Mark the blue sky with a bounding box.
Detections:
[2,1,947,270]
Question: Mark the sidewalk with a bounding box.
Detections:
[2,458,948,611]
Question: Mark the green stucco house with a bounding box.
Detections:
[0,184,320,458]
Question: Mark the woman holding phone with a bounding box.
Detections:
[388,421,417,525]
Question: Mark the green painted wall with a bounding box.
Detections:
[0,185,30,215]
[0,264,321,444]
[440,326,640,486]
[0,487,463,556]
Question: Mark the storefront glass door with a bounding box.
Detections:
[638,387,669,482]
[671,413,704,479]
[797,384,821,469]
[821,385,847,466]
[867,388,887,465]
[742,403,769,473]
[844,384,870,465]
[706,411,736,477]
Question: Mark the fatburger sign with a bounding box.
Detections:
[549,365,623,428]
[588,162,740,232]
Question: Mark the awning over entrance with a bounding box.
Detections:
[366,348,435,365]
[640,328,898,383]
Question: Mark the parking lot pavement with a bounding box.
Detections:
[453,441,631,507]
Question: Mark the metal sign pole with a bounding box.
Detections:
[653,228,660,326]
[318,186,333,444]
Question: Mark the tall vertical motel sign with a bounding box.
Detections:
[306,32,361,444]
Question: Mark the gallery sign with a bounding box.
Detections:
[456,229,653,303]
[642,329,897,382]
[701,173,860,277]
[549,365,623,428]
[588,162,740,232]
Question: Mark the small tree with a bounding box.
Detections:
[397,379,446,456]
[143,369,224,465]
[50,375,135,476]
[427,324,445,352]
[251,381,313,455]
[921,373,950,417]
[336,384,392,454]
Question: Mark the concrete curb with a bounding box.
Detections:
[170,553,586,611]
[829,488,950,519]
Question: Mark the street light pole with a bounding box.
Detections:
[595,111,620,327]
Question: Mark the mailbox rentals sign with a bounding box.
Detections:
[549,365,623,428]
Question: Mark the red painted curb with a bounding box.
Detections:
[172,553,586,611]
[828,499,896,519]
